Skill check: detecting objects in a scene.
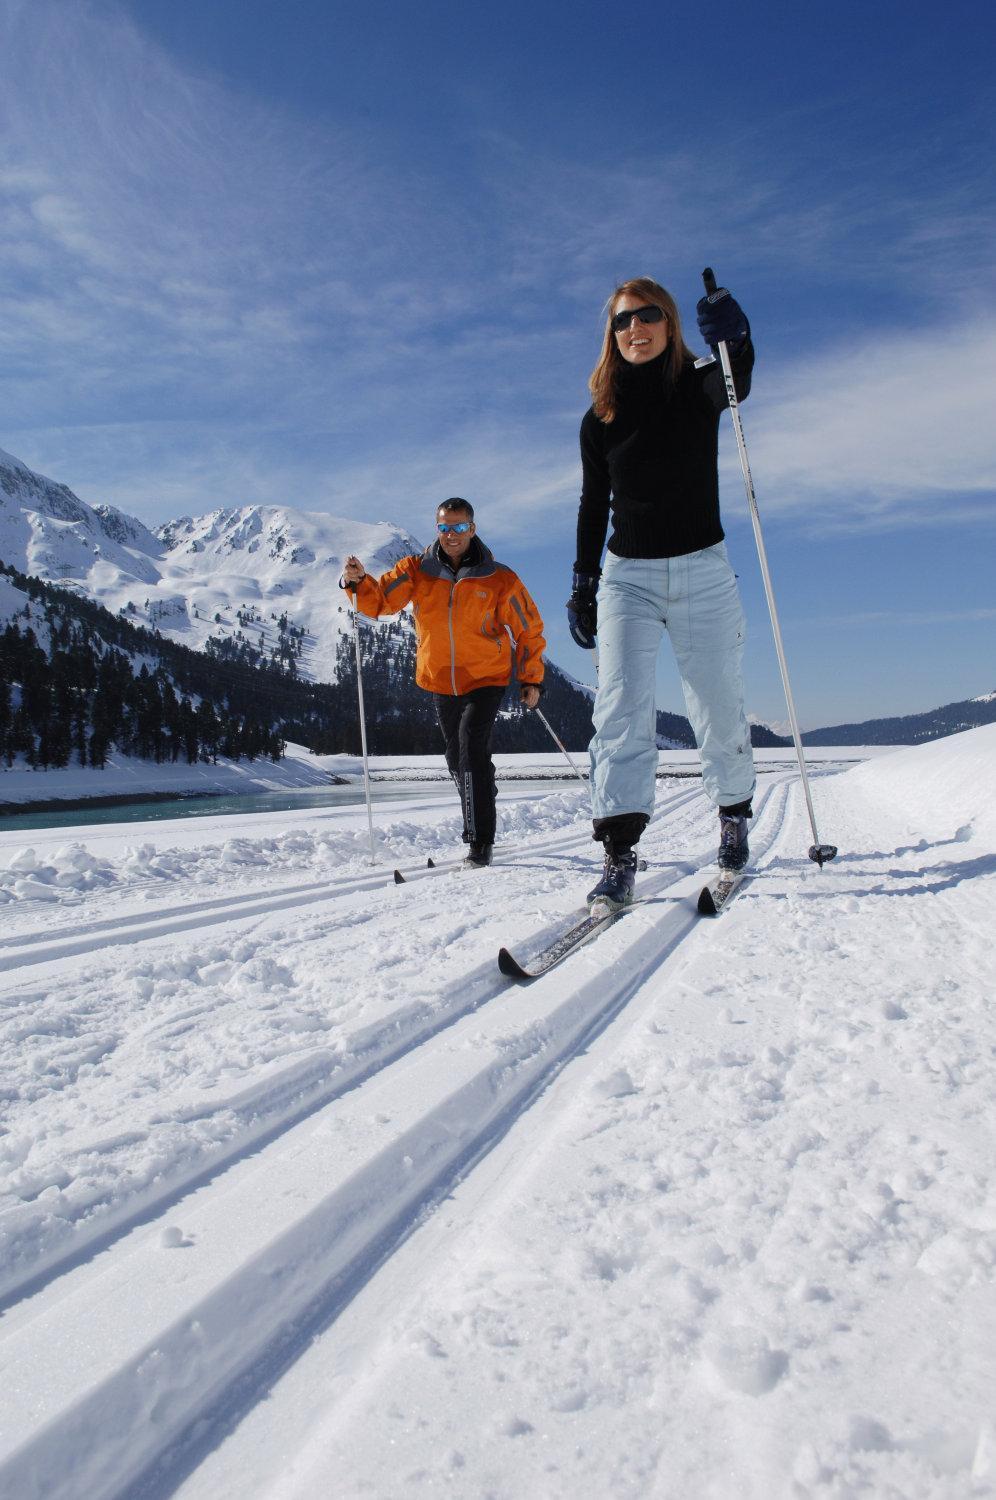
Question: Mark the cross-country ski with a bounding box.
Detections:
[697,870,748,915]
[498,899,633,979]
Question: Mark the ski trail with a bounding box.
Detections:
[0,781,795,1308]
[0,785,798,1499]
[0,797,649,972]
[0,785,733,1303]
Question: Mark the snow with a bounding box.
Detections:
[0,741,376,814]
[0,741,338,810]
[0,727,993,1499]
[847,724,996,839]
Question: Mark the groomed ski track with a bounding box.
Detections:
[1,773,802,1499]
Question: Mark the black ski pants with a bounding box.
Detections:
[433,685,505,846]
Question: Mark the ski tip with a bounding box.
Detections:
[697,886,719,916]
[498,947,530,980]
[393,869,406,884]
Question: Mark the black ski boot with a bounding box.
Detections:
[718,813,750,871]
[587,844,638,909]
[463,842,493,868]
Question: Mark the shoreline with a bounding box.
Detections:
[0,761,852,817]
[0,748,879,820]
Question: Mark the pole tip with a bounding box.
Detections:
[808,843,838,867]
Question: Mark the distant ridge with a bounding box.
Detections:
[803,691,996,746]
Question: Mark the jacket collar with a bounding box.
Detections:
[421,535,497,581]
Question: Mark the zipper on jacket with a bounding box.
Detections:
[447,573,506,694]
[448,579,460,693]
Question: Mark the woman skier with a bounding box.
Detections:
[567,276,757,908]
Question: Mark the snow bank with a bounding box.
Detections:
[0,741,334,807]
[846,721,996,839]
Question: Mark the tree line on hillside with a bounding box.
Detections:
[800,695,996,746]
[0,623,283,769]
[0,592,285,774]
[0,561,349,771]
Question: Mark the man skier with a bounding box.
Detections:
[342,498,545,866]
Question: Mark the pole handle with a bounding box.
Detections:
[702,266,718,296]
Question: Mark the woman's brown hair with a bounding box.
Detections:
[588,277,695,423]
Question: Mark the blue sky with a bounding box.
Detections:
[1,0,994,729]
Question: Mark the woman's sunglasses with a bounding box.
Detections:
[610,304,666,334]
[437,521,472,534]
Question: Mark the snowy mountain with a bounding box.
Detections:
[0,447,162,590]
[0,446,688,753]
[0,446,418,686]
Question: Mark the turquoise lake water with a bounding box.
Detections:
[0,783,440,833]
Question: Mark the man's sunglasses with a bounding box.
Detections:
[437,520,472,534]
[610,304,666,334]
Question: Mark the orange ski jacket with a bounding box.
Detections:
[348,540,546,697]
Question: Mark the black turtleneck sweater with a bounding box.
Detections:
[576,339,754,574]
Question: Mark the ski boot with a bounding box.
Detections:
[587,844,638,910]
[717,813,750,872]
[463,842,493,868]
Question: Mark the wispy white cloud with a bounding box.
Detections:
[726,319,996,530]
[0,0,446,412]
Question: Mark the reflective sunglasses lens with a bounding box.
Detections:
[438,521,471,534]
[611,304,665,333]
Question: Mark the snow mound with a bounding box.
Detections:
[845,721,996,838]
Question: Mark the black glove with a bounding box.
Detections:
[567,569,599,650]
[696,287,748,351]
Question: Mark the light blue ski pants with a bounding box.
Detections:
[590,544,756,820]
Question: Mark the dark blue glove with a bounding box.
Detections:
[567,569,599,650]
[696,287,748,351]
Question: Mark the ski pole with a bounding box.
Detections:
[699,267,837,867]
[346,583,377,866]
[531,704,588,784]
